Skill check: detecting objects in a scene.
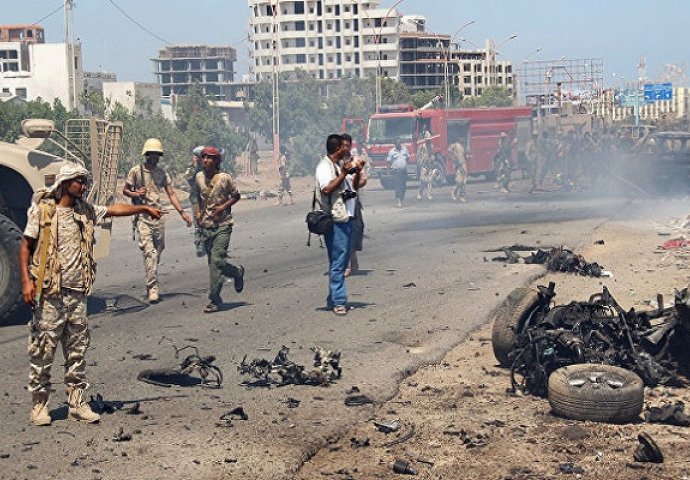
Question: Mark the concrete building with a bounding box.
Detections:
[102,81,162,115]
[83,71,117,95]
[398,34,514,99]
[248,0,401,81]
[152,45,237,100]
[0,39,82,109]
[0,24,45,44]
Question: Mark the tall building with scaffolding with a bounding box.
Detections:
[152,45,237,100]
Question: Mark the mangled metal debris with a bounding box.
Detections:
[237,346,341,387]
[493,282,690,402]
[138,343,223,388]
[644,401,690,426]
[489,246,605,277]
[633,432,664,463]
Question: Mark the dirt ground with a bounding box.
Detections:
[294,218,690,480]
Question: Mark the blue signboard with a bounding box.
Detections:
[644,83,673,103]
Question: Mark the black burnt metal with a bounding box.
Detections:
[508,284,689,397]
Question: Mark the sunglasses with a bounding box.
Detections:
[72,177,89,185]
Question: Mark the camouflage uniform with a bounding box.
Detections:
[24,199,107,397]
[416,142,435,200]
[448,142,467,202]
[195,171,243,306]
[185,161,204,256]
[494,135,513,191]
[524,136,539,191]
[126,165,172,297]
[277,154,293,205]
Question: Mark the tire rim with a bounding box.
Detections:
[566,370,629,390]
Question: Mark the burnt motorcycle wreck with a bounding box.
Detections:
[493,283,690,399]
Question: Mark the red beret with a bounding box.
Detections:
[201,146,222,158]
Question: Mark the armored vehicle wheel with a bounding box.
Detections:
[0,213,23,324]
[492,287,540,367]
[548,364,644,423]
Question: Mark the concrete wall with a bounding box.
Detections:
[103,81,162,115]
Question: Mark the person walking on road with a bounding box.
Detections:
[449,139,468,203]
[276,148,294,206]
[186,145,206,256]
[123,138,192,303]
[315,134,362,315]
[194,146,245,313]
[387,138,410,208]
[493,132,513,193]
[416,138,435,201]
[20,163,161,426]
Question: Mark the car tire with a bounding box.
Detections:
[0,213,23,324]
[548,364,644,423]
[491,287,540,367]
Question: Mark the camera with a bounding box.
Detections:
[341,189,358,201]
[345,166,358,175]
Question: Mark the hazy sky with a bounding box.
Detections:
[4,1,689,88]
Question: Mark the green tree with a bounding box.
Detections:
[462,86,513,108]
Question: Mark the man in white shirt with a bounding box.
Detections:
[386,138,410,208]
[315,134,362,315]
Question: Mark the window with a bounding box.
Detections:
[507,76,513,84]
[476,76,482,84]
[294,1,305,14]
[344,22,350,29]
[464,76,471,83]
[335,5,340,15]
[464,87,472,96]
[295,21,305,31]
[206,72,218,82]
[346,55,351,62]
[296,38,306,47]
[353,4,358,14]
[497,65,503,73]
[477,88,483,95]
[344,5,350,12]
[506,65,512,73]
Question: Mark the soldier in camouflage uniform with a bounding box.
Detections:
[19,164,161,426]
[186,146,205,256]
[525,132,540,192]
[416,138,435,200]
[493,132,513,193]
[194,146,245,313]
[277,149,294,205]
[449,140,468,203]
[123,138,192,303]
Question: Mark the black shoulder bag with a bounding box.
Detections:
[306,187,333,243]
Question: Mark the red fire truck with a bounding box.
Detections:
[365,103,534,188]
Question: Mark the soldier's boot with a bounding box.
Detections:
[30,392,52,426]
[147,285,160,304]
[67,388,100,423]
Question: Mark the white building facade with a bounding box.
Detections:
[248,0,400,80]
[0,41,82,109]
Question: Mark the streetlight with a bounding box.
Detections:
[445,20,476,108]
[406,17,451,109]
[375,0,406,111]
[523,47,542,63]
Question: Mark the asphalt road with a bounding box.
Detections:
[0,178,630,480]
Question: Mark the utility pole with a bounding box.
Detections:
[64,0,77,111]
[271,1,280,166]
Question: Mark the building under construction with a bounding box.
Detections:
[152,45,237,100]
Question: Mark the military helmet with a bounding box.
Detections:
[142,138,164,156]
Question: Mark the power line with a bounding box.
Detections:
[106,0,172,45]
[31,3,64,26]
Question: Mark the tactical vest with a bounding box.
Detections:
[29,198,98,296]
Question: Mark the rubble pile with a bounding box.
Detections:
[490,246,605,277]
[238,346,341,387]
[507,283,690,397]
[137,344,223,388]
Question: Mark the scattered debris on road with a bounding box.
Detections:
[344,394,374,407]
[112,427,132,442]
[217,407,249,427]
[633,432,664,463]
[238,346,341,387]
[373,419,400,434]
[644,401,690,426]
[392,459,418,475]
[138,342,223,388]
[490,246,606,277]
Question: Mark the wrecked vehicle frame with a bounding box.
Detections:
[504,282,690,397]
